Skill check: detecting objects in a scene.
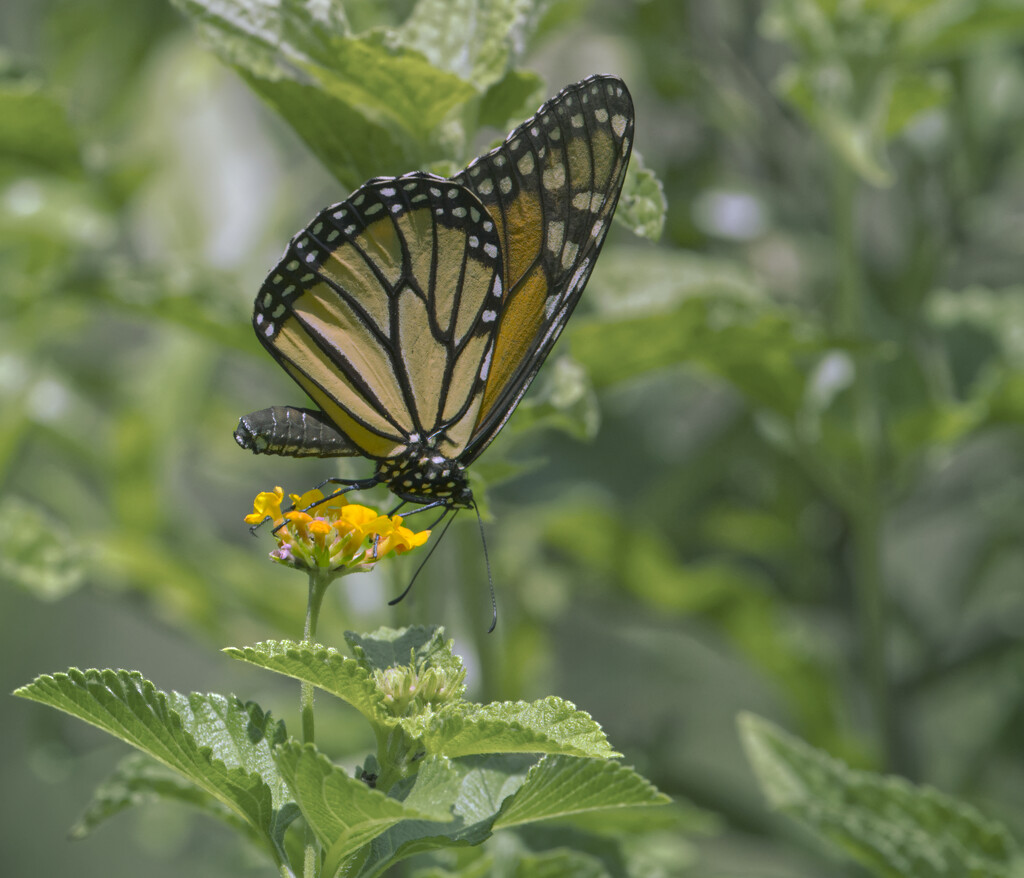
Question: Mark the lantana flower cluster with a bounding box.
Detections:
[245,487,430,575]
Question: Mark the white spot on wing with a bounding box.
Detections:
[568,256,591,293]
[612,114,628,137]
[543,165,565,190]
[547,220,564,254]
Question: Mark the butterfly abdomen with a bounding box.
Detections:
[234,406,360,458]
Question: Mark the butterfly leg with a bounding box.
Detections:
[391,498,449,519]
[267,477,381,536]
[311,476,382,510]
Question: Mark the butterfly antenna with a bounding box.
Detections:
[474,501,498,633]
[388,509,459,606]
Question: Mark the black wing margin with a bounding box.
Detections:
[452,74,634,464]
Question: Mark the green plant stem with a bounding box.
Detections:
[302,570,332,741]
[301,569,333,878]
[832,162,893,767]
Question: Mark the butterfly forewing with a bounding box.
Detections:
[254,174,504,462]
[453,74,634,462]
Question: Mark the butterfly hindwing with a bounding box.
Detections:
[253,174,505,463]
[453,74,634,462]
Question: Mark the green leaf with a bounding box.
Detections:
[166,692,291,810]
[171,0,476,187]
[346,625,463,678]
[552,800,718,837]
[476,68,546,130]
[775,62,894,187]
[739,713,1021,878]
[585,247,760,315]
[494,756,669,829]
[274,741,452,878]
[509,355,600,443]
[883,69,952,138]
[14,671,291,860]
[928,285,1024,368]
[615,150,666,241]
[416,698,618,759]
[902,2,1024,60]
[0,78,82,173]
[499,848,611,878]
[572,253,823,417]
[396,0,536,90]
[71,752,265,840]
[224,640,388,722]
[170,0,353,75]
[0,495,86,601]
[349,753,538,877]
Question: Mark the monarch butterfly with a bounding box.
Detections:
[235,74,634,514]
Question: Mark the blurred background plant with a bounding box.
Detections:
[3,0,1024,876]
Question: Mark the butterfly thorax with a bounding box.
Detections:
[375,442,474,509]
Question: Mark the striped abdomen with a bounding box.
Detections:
[234,406,359,458]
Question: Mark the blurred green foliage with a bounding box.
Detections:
[3,0,1024,876]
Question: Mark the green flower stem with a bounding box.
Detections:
[831,161,892,767]
[301,568,334,878]
[302,569,333,741]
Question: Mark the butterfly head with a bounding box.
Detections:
[375,440,474,509]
